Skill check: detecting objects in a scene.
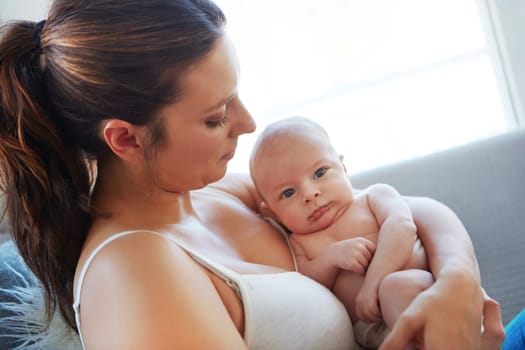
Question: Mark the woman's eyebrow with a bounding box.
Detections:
[204,93,235,113]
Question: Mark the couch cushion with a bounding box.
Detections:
[349,129,525,325]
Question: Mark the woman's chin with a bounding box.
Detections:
[204,166,228,185]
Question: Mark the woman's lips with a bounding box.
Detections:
[222,151,235,160]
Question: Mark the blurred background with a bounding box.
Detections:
[1,0,524,175]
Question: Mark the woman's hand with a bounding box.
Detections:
[380,196,505,349]
[481,289,506,350]
[379,272,504,350]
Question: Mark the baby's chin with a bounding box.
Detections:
[291,220,335,235]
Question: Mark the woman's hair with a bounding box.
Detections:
[0,0,226,330]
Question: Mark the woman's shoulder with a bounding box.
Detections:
[74,230,241,348]
[200,172,261,212]
[78,227,206,271]
[75,230,192,295]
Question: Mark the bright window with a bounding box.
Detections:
[1,1,518,175]
[216,0,514,174]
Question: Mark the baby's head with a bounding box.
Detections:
[249,117,353,234]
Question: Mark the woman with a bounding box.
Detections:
[0,0,504,349]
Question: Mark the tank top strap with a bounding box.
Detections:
[73,230,247,349]
[74,230,241,310]
[73,230,243,349]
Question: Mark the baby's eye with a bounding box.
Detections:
[314,167,327,179]
[281,188,296,198]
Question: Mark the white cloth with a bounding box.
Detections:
[73,230,357,350]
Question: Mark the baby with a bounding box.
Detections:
[249,117,432,347]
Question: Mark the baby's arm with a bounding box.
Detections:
[355,183,417,322]
[291,235,375,289]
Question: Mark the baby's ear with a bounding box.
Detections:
[259,201,276,219]
[339,154,348,173]
[260,200,271,212]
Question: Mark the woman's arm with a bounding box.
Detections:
[380,196,504,350]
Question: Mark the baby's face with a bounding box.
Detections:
[252,130,353,235]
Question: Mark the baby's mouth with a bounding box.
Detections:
[308,203,331,221]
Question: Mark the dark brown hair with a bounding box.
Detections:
[0,0,225,330]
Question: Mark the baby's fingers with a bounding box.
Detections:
[354,238,375,264]
[344,254,369,274]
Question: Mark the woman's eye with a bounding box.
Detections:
[314,167,327,179]
[206,115,228,128]
[281,188,295,198]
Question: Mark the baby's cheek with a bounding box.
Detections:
[281,208,305,231]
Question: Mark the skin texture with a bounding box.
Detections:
[72,35,504,350]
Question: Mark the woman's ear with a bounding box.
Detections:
[102,119,147,162]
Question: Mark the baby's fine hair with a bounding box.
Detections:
[249,116,329,171]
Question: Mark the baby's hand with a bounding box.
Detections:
[331,238,375,274]
[355,281,382,322]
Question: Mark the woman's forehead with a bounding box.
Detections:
[178,35,239,113]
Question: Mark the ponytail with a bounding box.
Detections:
[0,21,92,330]
[1,0,227,332]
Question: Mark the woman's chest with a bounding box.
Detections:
[189,191,295,272]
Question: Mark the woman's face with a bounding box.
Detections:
[151,35,255,193]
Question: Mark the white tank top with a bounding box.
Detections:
[73,230,357,350]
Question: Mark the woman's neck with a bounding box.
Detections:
[91,158,196,228]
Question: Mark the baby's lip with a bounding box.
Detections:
[308,203,331,221]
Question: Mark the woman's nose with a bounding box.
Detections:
[229,97,256,137]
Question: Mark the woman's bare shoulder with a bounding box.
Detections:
[200,172,261,212]
[77,232,246,349]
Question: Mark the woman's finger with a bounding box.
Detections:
[480,289,505,350]
[379,311,419,350]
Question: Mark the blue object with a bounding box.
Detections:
[504,308,525,350]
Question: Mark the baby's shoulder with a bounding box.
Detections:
[359,183,402,200]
